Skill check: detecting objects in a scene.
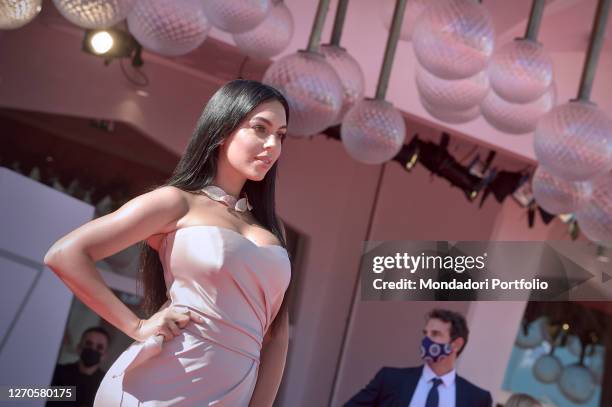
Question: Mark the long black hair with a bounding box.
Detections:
[139,79,291,334]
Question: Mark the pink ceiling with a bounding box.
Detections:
[0,0,610,163]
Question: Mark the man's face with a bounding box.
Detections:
[79,331,108,358]
[423,318,452,344]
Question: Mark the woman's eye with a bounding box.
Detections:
[279,133,287,142]
[253,125,266,133]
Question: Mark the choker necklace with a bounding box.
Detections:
[200,185,252,212]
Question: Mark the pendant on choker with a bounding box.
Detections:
[200,185,253,212]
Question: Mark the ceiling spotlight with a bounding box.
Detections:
[83,29,142,66]
[512,174,534,207]
[479,170,526,206]
[90,31,114,54]
[393,134,420,171]
[417,133,485,201]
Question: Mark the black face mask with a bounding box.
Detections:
[80,348,102,367]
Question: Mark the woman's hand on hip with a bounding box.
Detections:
[136,306,203,342]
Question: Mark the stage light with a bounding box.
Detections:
[417,133,485,201]
[393,135,420,171]
[90,31,114,54]
[479,170,526,206]
[82,28,141,65]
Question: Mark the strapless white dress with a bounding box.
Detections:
[94,226,291,406]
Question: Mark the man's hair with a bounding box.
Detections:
[81,326,111,345]
[505,393,542,407]
[427,309,469,356]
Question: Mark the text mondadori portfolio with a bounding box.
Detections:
[372,278,549,291]
[370,253,549,291]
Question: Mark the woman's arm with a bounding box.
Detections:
[249,309,289,407]
[44,186,194,341]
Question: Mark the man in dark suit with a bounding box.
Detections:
[47,326,110,407]
[344,309,492,407]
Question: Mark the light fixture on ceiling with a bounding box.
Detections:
[82,28,142,67]
[393,134,420,171]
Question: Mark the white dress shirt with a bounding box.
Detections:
[408,364,456,407]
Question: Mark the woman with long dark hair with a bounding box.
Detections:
[44,79,292,406]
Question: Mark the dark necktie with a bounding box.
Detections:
[425,377,443,407]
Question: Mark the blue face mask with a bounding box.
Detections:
[420,336,453,363]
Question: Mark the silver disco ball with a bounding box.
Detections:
[203,0,270,34]
[127,0,211,56]
[481,83,556,135]
[53,0,136,29]
[263,50,343,137]
[412,0,495,79]
[0,0,42,29]
[488,39,554,103]
[341,98,406,165]
[232,1,293,59]
[420,94,480,124]
[532,166,591,215]
[534,100,612,181]
[576,171,612,246]
[416,65,488,111]
[320,44,366,125]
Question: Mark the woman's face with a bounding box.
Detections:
[220,100,287,182]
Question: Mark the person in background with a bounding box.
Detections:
[344,309,492,407]
[505,393,542,407]
[47,326,110,407]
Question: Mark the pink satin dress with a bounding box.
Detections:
[94,225,291,406]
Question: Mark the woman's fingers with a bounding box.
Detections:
[150,307,204,342]
[171,307,203,325]
[156,326,172,342]
[189,311,203,324]
[167,320,181,337]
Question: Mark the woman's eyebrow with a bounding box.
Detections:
[251,116,287,130]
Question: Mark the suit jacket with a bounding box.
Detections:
[343,366,492,407]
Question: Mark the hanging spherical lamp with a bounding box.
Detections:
[0,0,42,29]
[532,166,591,215]
[534,100,612,181]
[587,345,605,384]
[127,0,211,56]
[576,171,612,246]
[232,1,293,59]
[416,65,488,111]
[481,83,556,135]
[341,99,406,164]
[263,50,344,136]
[202,0,270,34]
[412,0,495,80]
[533,353,563,383]
[320,44,365,125]
[558,364,596,403]
[515,317,546,348]
[52,0,136,29]
[488,39,554,103]
[420,95,480,124]
[379,0,430,41]
[566,335,583,357]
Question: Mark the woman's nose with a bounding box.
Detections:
[264,134,282,149]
